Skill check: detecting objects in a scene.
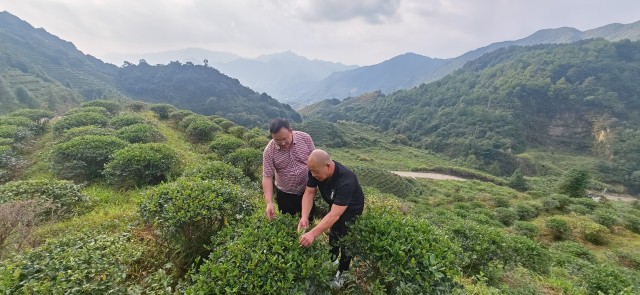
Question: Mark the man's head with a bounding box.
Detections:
[269,118,293,150]
[308,149,333,181]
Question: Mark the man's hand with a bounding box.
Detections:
[299,231,316,247]
[297,218,309,233]
[265,203,276,221]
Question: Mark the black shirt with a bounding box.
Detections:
[307,161,365,216]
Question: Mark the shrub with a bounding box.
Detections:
[0,232,144,294]
[582,264,636,295]
[0,125,32,142]
[622,214,640,234]
[53,112,109,133]
[514,203,539,221]
[50,135,128,181]
[227,125,248,138]
[217,120,235,132]
[504,235,551,274]
[126,101,147,112]
[572,198,598,211]
[209,134,245,156]
[8,109,54,123]
[494,207,518,226]
[103,143,180,188]
[546,217,572,241]
[139,178,253,264]
[109,113,150,129]
[168,109,194,122]
[351,166,422,199]
[61,126,113,141]
[0,200,53,254]
[149,104,176,120]
[345,209,461,293]
[114,123,165,144]
[225,148,262,181]
[66,106,111,117]
[178,114,207,129]
[614,249,640,270]
[578,221,609,245]
[0,180,88,217]
[557,168,590,198]
[182,161,248,184]
[541,197,561,212]
[549,241,596,263]
[590,208,619,229]
[186,119,219,142]
[81,99,121,115]
[491,195,511,208]
[186,214,334,294]
[445,220,506,276]
[567,204,590,215]
[0,116,38,133]
[550,193,572,211]
[248,136,270,149]
[513,221,539,239]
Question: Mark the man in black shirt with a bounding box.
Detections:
[298,149,365,285]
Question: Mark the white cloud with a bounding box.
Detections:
[0,0,639,65]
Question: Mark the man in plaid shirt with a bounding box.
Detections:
[262,118,316,221]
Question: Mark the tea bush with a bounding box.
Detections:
[0,232,144,294]
[181,161,248,184]
[185,214,333,294]
[149,104,177,120]
[225,148,263,180]
[546,217,572,241]
[572,198,599,211]
[168,110,195,122]
[549,241,596,263]
[549,193,572,211]
[0,125,32,142]
[61,126,113,141]
[248,136,270,149]
[109,113,151,129]
[114,123,165,144]
[513,221,539,239]
[103,143,180,188]
[50,135,128,181]
[81,99,122,115]
[209,134,245,156]
[186,119,220,142]
[178,114,207,129]
[578,221,609,245]
[0,179,88,217]
[514,203,539,221]
[621,213,640,234]
[567,204,590,215]
[139,178,254,261]
[0,116,38,133]
[581,263,637,295]
[53,112,110,133]
[494,207,518,226]
[8,109,54,123]
[505,235,551,274]
[66,106,111,117]
[345,209,461,294]
[590,208,619,229]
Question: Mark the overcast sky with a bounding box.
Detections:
[1,0,639,66]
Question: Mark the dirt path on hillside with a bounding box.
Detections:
[391,171,467,181]
[599,192,638,203]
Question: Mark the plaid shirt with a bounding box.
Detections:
[262,131,315,194]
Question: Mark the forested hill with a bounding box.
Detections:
[0,12,300,126]
[116,61,301,126]
[303,39,640,190]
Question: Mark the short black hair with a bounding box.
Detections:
[269,118,291,134]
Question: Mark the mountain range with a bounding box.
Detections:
[0,11,299,126]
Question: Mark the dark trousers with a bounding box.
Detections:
[275,188,315,222]
[329,210,361,272]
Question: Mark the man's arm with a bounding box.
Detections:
[299,204,347,247]
[297,186,317,231]
[262,175,276,220]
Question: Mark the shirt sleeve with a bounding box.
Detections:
[262,144,274,177]
[306,171,319,188]
[332,179,355,206]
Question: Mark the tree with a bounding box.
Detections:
[557,168,590,198]
[508,168,528,191]
[225,148,262,180]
